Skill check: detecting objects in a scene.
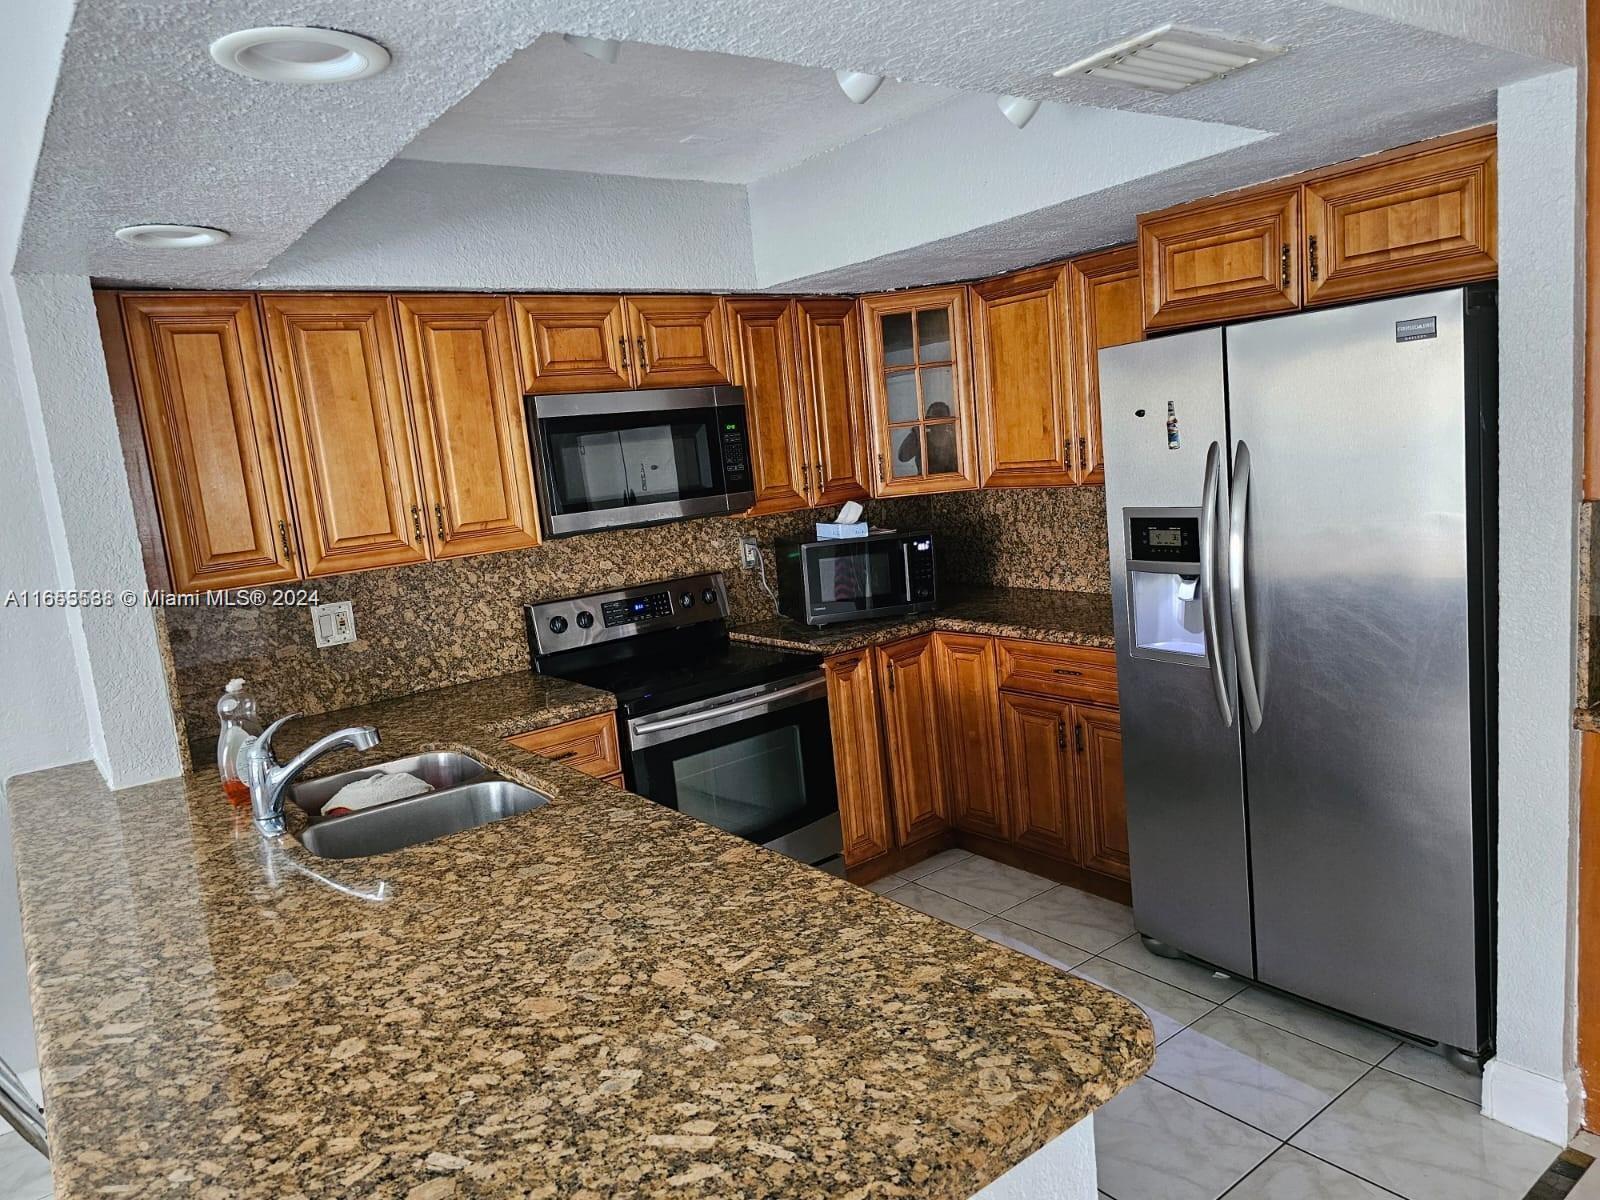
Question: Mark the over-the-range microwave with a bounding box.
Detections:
[525,387,755,537]
[775,531,938,626]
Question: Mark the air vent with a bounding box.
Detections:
[1054,25,1284,94]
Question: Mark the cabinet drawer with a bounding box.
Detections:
[506,712,621,778]
[998,640,1118,706]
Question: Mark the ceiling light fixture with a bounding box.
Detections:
[997,95,1042,129]
[209,26,391,84]
[1053,24,1284,94]
[114,224,231,249]
[563,34,621,63]
[835,70,886,104]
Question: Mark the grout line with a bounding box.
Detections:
[1371,1045,1484,1107]
[1221,990,1400,1064]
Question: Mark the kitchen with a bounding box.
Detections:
[0,4,1592,1199]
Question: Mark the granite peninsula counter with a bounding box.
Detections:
[7,668,1151,1199]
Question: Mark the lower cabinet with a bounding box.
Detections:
[505,711,622,780]
[932,632,1009,840]
[876,634,950,846]
[998,690,1076,858]
[824,648,897,865]
[1074,703,1129,878]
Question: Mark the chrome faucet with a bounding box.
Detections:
[242,714,380,836]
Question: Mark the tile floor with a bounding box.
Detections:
[0,1130,50,1200]
[869,848,1562,1200]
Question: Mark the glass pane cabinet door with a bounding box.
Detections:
[865,288,974,495]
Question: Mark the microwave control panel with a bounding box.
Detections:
[909,537,936,601]
[718,412,751,487]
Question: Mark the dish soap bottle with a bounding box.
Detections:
[217,678,260,807]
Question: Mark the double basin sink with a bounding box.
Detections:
[288,751,548,860]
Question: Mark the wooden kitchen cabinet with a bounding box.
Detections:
[1000,690,1077,859]
[970,265,1075,488]
[1302,134,1497,306]
[1066,245,1142,485]
[393,295,541,558]
[726,297,810,514]
[624,294,732,388]
[510,294,632,394]
[933,632,1009,840]
[1139,187,1303,330]
[1074,704,1129,880]
[506,712,622,779]
[120,293,301,592]
[795,298,870,506]
[260,293,430,576]
[823,649,896,866]
[876,635,950,846]
[860,286,979,497]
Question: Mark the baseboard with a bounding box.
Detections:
[1482,1058,1572,1145]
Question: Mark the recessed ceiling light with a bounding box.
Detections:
[114,224,231,249]
[210,26,391,84]
[1053,24,1284,94]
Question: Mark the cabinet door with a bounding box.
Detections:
[1066,245,1142,485]
[1139,188,1302,330]
[876,635,950,845]
[1303,135,1497,306]
[260,294,430,576]
[394,295,540,558]
[932,633,1008,840]
[120,293,300,592]
[510,295,633,393]
[1074,704,1129,880]
[624,295,732,388]
[970,265,1074,488]
[999,691,1075,859]
[795,298,869,506]
[823,649,895,866]
[726,298,809,514]
[860,287,979,497]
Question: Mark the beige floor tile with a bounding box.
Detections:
[1224,986,1401,1064]
[1073,957,1217,1044]
[917,855,1055,914]
[1223,1145,1394,1199]
[999,885,1137,954]
[883,882,988,929]
[972,917,1092,972]
[1094,1077,1276,1200]
[1100,934,1248,1004]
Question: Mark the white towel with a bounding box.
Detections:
[324,772,432,816]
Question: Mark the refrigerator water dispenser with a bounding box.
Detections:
[1124,509,1206,662]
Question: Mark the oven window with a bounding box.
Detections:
[672,726,808,839]
[806,542,908,616]
[541,410,722,516]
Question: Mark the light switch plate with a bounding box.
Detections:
[311,600,356,648]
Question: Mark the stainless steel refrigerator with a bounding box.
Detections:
[1098,286,1496,1055]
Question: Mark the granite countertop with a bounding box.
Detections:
[730,585,1115,656]
[1576,704,1598,733]
[8,669,1152,1199]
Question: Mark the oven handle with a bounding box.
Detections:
[629,674,827,745]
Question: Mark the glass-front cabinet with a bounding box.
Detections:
[859,286,979,496]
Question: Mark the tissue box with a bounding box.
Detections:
[815,521,870,540]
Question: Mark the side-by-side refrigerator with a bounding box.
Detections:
[1098,286,1496,1055]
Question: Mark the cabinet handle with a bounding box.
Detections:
[1064,437,1073,470]
[277,519,292,559]
[1052,668,1083,677]
[1280,243,1290,290]
[1056,717,1066,750]
[410,505,424,544]
[801,461,811,490]
[815,460,823,488]
[1076,723,1086,754]
[636,336,648,372]
[877,452,886,484]
[887,661,896,692]
[618,336,630,369]
[1079,437,1088,471]
[549,749,578,762]
[434,503,447,540]
[1308,235,1319,282]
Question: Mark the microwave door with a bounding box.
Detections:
[617,426,683,500]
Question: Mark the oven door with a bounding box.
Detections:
[625,672,841,866]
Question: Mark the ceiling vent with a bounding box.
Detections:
[1053,25,1284,94]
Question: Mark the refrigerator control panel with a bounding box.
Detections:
[1129,514,1200,566]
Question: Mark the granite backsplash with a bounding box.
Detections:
[165,487,1111,747]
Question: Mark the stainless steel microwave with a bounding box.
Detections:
[526,387,755,537]
[775,531,937,626]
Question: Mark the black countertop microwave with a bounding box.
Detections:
[526,387,754,537]
[775,531,937,626]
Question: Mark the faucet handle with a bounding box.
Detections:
[247,713,301,766]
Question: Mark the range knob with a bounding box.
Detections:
[701,587,718,606]
[679,591,695,609]
[547,615,568,635]
[575,610,595,630]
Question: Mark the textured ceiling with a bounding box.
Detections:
[15,0,1562,289]
[399,34,958,184]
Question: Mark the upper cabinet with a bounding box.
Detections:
[625,295,732,388]
[726,297,810,514]
[1067,246,1142,486]
[794,298,870,507]
[1139,187,1303,331]
[120,294,300,592]
[970,265,1075,488]
[510,295,632,394]
[394,295,540,558]
[1302,134,1497,306]
[860,286,978,497]
[260,293,430,576]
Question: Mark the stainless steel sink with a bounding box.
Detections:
[295,779,549,860]
[289,751,490,815]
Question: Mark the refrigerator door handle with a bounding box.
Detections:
[1199,441,1234,727]
[1229,441,1264,731]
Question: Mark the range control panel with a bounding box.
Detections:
[528,572,729,655]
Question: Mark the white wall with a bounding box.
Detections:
[1483,67,1585,1145]
[1329,0,1583,66]
[250,159,756,292]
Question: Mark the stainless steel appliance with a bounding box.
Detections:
[1098,286,1496,1054]
[774,530,937,626]
[525,387,755,536]
[527,573,842,869]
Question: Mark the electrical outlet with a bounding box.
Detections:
[311,600,356,648]
[739,537,761,570]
